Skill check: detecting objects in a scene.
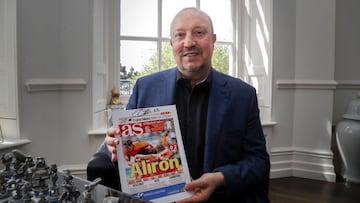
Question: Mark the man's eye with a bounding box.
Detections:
[194,31,205,36]
[176,34,184,38]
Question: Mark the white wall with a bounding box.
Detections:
[16,0,104,169]
[333,0,360,124]
[3,0,359,181]
[271,0,337,181]
[270,0,360,182]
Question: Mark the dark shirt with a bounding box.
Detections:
[175,73,210,179]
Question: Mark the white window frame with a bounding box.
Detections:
[0,0,19,140]
[0,0,31,148]
[91,0,120,132]
[90,0,273,133]
[239,0,273,122]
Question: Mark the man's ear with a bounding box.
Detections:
[212,34,217,43]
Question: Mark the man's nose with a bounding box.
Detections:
[184,35,196,47]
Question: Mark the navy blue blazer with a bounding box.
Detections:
[126,67,270,202]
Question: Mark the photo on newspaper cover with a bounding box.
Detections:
[111,105,192,203]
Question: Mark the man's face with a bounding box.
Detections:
[170,9,216,78]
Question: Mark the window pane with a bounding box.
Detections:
[121,0,158,37]
[161,42,176,69]
[212,44,230,74]
[200,0,232,41]
[120,40,157,93]
[120,40,157,73]
[162,0,196,38]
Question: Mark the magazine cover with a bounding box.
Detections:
[111,105,192,203]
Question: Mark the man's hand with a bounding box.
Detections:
[177,172,225,203]
[104,127,120,162]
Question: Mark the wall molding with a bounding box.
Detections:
[0,138,31,150]
[59,146,338,182]
[26,78,87,92]
[276,80,337,89]
[276,79,360,90]
[336,80,360,89]
[270,147,336,182]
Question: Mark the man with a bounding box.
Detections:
[93,7,270,203]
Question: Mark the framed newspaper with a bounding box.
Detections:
[111,105,192,203]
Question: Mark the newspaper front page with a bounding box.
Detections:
[112,105,192,203]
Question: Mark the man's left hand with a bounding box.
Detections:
[177,172,225,203]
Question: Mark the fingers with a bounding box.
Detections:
[107,127,119,138]
[105,127,120,145]
[176,188,206,203]
[105,136,120,146]
[111,152,118,162]
[105,127,120,162]
[184,179,203,191]
[185,172,224,191]
[105,141,118,162]
[179,173,224,203]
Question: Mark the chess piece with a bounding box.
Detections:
[0,174,8,197]
[0,153,13,185]
[48,164,60,202]
[59,170,80,203]
[7,177,22,202]
[11,150,32,188]
[1,153,15,199]
[81,177,101,203]
[37,191,48,203]
[30,157,50,195]
[109,87,121,105]
[21,181,33,203]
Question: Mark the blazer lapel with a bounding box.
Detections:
[158,68,177,105]
[203,69,231,171]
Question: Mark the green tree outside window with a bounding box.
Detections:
[120,43,229,94]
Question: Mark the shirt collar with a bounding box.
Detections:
[176,69,211,86]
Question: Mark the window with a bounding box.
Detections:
[0,0,19,140]
[90,0,272,132]
[119,0,234,95]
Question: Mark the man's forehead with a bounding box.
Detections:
[171,9,211,32]
[171,19,210,35]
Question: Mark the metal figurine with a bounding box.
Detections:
[0,175,8,198]
[109,87,121,105]
[30,157,50,196]
[1,153,15,200]
[21,181,33,203]
[6,176,22,202]
[81,177,102,203]
[59,170,80,203]
[48,164,60,202]
[0,151,133,203]
[37,191,48,203]
[0,153,13,185]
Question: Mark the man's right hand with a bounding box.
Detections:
[105,127,120,162]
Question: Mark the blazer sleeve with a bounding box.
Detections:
[214,87,270,197]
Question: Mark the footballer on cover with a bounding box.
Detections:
[111,105,192,203]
